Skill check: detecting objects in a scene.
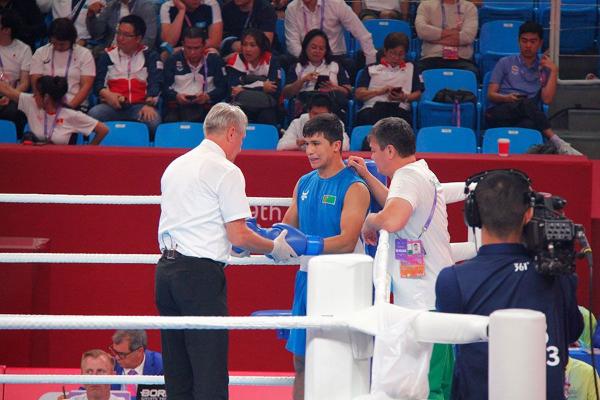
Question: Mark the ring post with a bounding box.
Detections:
[305,254,374,400]
[489,309,546,400]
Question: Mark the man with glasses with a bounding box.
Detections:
[89,14,162,140]
[108,330,163,400]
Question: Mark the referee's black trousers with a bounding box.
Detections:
[155,253,228,400]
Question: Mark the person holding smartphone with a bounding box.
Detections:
[355,32,421,127]
[282,29,352,121]
[163,27,227,122]
[485,21,580,155]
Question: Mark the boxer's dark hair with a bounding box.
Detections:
[302,113,343,145]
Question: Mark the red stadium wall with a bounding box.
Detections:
[0,144,594,372]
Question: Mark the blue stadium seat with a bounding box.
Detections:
[417,69,480,130]
[361,19,413,58]
[243,124,279,150]
[538,0,598,54]
[481,127,543,154]
[99,121,150,147]
[350,125,373,151]
[0,120,17,143]
[477,21,523,78]
[154,122,204,148]
[479,0,536,27]
[275,19,286,53]
[416,126,477,153]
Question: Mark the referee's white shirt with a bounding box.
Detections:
[158,139,252,263]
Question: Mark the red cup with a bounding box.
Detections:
[497,138,510,157]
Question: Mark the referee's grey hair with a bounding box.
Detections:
[112,330,147,351]
[204,103,248,136]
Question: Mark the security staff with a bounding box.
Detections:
[435,169,583,400]
[155,102,297,400]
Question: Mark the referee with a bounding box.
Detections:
[155,103,297,400]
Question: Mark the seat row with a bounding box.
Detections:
[0,119,542,154]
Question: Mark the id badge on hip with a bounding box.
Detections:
[395,238,426,278]
[442,46,459,60]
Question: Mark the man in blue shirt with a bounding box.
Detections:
[485,21,580,155]
[435,169,583,400]
[281,113,371,400]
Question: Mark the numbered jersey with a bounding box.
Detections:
[435,243,583,400]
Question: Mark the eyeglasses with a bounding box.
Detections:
[108,344,141,359]
[116,31,138,38]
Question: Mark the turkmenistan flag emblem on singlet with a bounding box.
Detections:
[322,194,337,205]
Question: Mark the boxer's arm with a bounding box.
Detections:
[323,182,371,253]
[282,181,299,227]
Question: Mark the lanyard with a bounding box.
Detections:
[184,14,194,28]
[417,181,438,239]
[43,107,62,141]
[302,0,325,34]
[243,8,253,29]
[192,58,208,92]
[440,0,461,29]
[51,47,74,79]
[69,0,86,21]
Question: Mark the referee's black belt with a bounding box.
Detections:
[162,249,226,267]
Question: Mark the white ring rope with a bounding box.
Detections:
[0,253,299,265]
[0,314,348,331]
[0,194,292,207]
[0,374,294,386]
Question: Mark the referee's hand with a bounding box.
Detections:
[269,230,298,262]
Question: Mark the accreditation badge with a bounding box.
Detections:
[395,238,425,278]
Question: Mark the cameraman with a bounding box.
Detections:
[435,170,583,400]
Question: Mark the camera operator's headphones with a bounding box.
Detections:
[463,169,536,228]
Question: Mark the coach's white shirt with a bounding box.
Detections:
[158,139,252,263]
[386,159,453,310]
[284,0,377,64]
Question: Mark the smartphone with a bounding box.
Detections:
[185,95,197,100]
[315,75,330,89]
[391,87,403,94]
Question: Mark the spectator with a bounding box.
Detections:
[51,0,106,46]
[436,169,583,400]
[277,92,349,150]
[160,0,223,58]
[30,18,96,111]
[86,0,158,57]
[163,27,226,122]
[355,32,421,126]
[221,0,276,57]
[284,0,377,66]
[0,9,32,138]
[66,349,122,400]
[226,28,280,125]
[486,21,581,155]
[0,76,108,144]
[89,14,162,138]
[566,357,600,400]
[109,330,163,400]
[414,0,478,76]
[351,0,407,21]
[282,29,351,121]
[0,0,46,50]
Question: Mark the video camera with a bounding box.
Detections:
[523,192,587,275]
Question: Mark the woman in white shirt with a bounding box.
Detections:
[0,75,108,145]
[282,29,351,121]
[30,18,96,111]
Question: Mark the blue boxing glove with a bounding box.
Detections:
[271,223,324,256]
[231,218,266,257]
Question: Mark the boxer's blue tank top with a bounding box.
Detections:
[296,167,365,237]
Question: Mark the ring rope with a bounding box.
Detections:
[0,314,349,331]
[0,374,294,386]
[0,253,299,265]
[0,194,292,207]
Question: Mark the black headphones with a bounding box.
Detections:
[463,169,535,228]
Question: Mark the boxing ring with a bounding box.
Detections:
[0,188,548,400]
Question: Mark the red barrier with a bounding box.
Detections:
[0,144,593,372]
